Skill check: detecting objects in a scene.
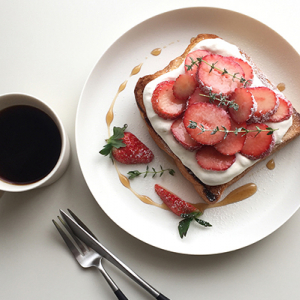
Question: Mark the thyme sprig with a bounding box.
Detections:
[127,165,175,180]
[200,90,239,111]
[188,121,278,139]
[186,57,251,87]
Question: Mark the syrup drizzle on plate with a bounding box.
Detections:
[105,58,168,210]
[267,158,275,170]
[277,82,285,92]
[194,183,257,212]
[151,48,162,56]
[104,46,257,213]
[114,162,167,209]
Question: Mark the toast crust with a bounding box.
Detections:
[134,34,300,203]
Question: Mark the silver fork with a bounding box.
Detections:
[53,216,128,300]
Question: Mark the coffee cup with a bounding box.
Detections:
[0,93,70,197]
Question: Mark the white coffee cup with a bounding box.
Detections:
[0,93,70,196]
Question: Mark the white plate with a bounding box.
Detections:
[76,7,300,255]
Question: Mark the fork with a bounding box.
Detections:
[53,216,128,300]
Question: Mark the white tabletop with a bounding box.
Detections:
[1,1,300,299]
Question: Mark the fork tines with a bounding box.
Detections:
[53,216,87,256]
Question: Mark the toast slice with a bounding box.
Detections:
[134,34,300,204]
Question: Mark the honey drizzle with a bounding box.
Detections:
[114,163,167,209]
[151,48,162,56]
[131,63,143,76]
[105,62,167,208]
[266,159,275,170]
[106,80,127,134]
[277,83,286,92]
[194,183,257,212]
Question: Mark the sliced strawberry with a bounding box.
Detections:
[196,146,236,171]
[268,96,293,122]
[240,123,275,160]
[183,102,231,145]
[248,87,279,123]
[197,54,245,97]
[155,184,199,216]
[100,125,154,164]
[228,87,257,123]
[151,81,187,120]
[173,73,197,101]
[228,57,253,85]
[171,118,202,151]
[184,49,211,78]
[154,184,212,238]
[187,87,210,106]
[214,119,247,155]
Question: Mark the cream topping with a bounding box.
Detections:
[143,38,292,186]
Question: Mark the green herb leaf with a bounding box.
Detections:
[127,170,142,179]
[222,68,228,75]
[99,144,113,156]
[211,126,219,135]
[178,218,193,238]
[188,120,198,129]
[169,169,175,176]
[194,218,212,227]
[199,91,239,111]
[99,124,127,157]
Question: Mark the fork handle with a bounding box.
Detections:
[114,289,128,300]
[156,294,170,300]
[98,269,128,299]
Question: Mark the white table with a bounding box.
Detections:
[1,1,300,299]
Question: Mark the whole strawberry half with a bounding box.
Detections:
[154,184,212,238]
[100,125,154,164]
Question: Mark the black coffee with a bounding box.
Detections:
[0,105,62,184]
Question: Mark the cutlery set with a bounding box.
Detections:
[53,209,170,300]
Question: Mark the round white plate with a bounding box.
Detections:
[76,7,300,255]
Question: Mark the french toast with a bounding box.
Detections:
[134,33,300,204]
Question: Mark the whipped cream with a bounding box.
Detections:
[143,38,292,186]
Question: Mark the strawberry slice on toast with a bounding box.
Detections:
[171,118,202,151]
[196,146,236,171]
[248,87,279,123]
[240,123,275,160]
[197,54,245,97]
[173,73,197,101]
[183,102,231,145]
[151,80,187,120]
[268,97,293,122]
[228,57,253,85]
[228,87,257,124]
[184,49,211,78]
[214,119,247,155]
[187,87,211,106]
